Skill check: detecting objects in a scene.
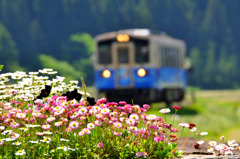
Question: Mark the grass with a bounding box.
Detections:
[147,89,240,142]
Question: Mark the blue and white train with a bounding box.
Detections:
[93,29,189,105]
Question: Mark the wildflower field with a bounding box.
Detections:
[0,67,239,158]
[148,89,240,142]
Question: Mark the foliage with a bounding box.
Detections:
[0,23,23,72]
[38,54,84,83]
[0,65,3,71]
[1,0,240,88]
[70,33,95,55]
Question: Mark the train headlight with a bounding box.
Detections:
[102,69,111,78]
[137,68,146,77]
[117,34,130,42]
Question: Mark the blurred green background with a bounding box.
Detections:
[0,0,240,88]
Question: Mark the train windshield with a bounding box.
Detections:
[98,41,112,64]
[134,39,149,63]
[117,48,129,63]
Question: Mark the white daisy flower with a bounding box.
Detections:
[159,108,171,113]
[15,149,26,156]
[200,132,208,136]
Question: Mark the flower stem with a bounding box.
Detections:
[177,127,184,146]
[172,110,177,124]
[179,130,190,150]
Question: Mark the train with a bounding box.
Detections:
[92,29,189,105]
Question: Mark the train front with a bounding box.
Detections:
[93,29,152,103]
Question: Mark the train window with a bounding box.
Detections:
[160,47,182,68]
[134,39,149,63]
[98,42,112,64]
[117,48,129,63]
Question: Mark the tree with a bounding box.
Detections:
[38,54,84,83]
[0,23,23,72]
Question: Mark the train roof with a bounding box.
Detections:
[95,29,185,46]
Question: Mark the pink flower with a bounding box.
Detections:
[128,126,138,133]
[32,112,42,118]
[103,118,109,123]
[146,114,157,121]
[70,112,79,120]
[79,131,85,136]
[142,152,147,157]
[43,106,51,111]
[87,123,95,130]
[55,121,63,127]
[36,132,45,136]
[79,116,86,120]
[11,133,20,139]
[83,128,91,135]
[12,108,22,113]
[119,101,126,105]
[34,99,44,104]
[79,100,85,106]
[24,109,32,113]
[4,106,12,110]
[0,126,5,131]
[126,119,136,126]
[140,108,146,112]
[189,123,196,129]
[154,136,163,142]
[179,122,189,128]
[136,152,142,157]
[16,101,22,106]
[96,114,104,119]
[42,124,51,130]
[16,113,26,119]
[129,114,139,121]
[47,117,56,122]
[100,108,110,115]
[101,98,106,103]
[54,109,64,116]
[0,139,4,146]
[69,121,79,130]
[143,104,150,110]
[66,127,72,133]
[114,122,122,129]
[97,142,104,148]
[107,102,118,106]
[95,120,103,126]
[53,106,63,112]
[78,107,88,116]
[110,117,118,122]
[149,124,159,130]
[173,105,181,110]
[92,106,101,113]
[10,122,20,129]
[113,131,122,136]
[97,98,106,104]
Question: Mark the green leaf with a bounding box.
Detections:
[0,65,3,71]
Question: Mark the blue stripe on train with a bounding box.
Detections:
[94,69,114,90]
[155,67,187,90]
[94,67,187,90]
[134,67,154,88]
